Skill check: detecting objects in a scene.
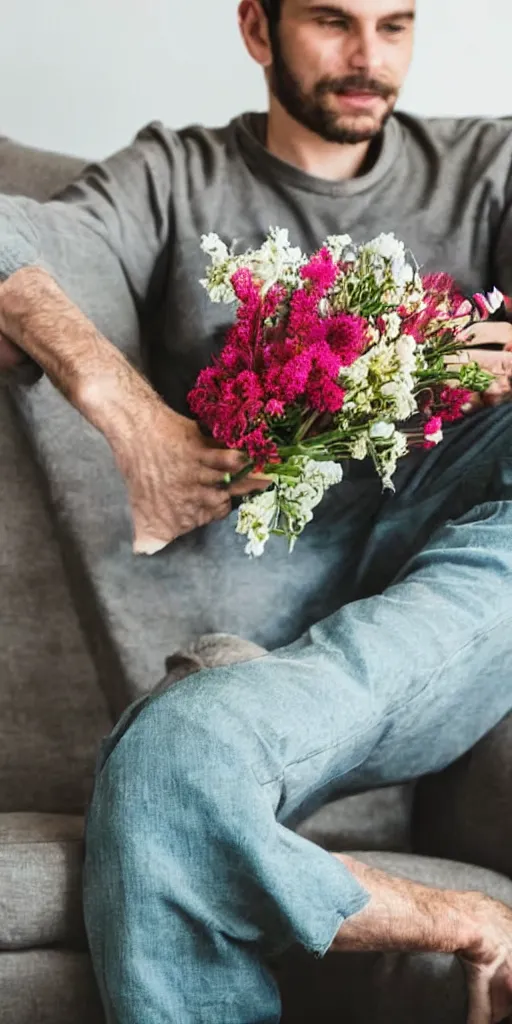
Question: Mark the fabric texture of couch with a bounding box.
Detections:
[1,131,511,1024]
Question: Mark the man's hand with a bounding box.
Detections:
[447,321,512,407]
[107,401,271,555]
[461,895,512,1024]
[331,854,512,1023]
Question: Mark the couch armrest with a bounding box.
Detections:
[412,712,512,878]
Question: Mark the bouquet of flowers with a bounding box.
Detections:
[188,229,500,557]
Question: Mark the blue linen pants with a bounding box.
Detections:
[83,405,512,1023]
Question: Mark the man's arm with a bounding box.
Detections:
[0,120,177,380]
[0,266,270,553]
[0,123,273,548]
[332,854,512,1023]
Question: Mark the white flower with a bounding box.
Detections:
[302,458,343,487]
[381,380,418,420]
[478,287,505,315]
[236,489,279,558]
[392,259,414,289]
[201,233,230,264]
[395,335,417,370]
[200,279,236,304]
[251,227,304,294]
[342,355,370,385]
[373,429,409,490]
[369,421,395,441]
[238,457,344,557]
[278,459,343,550]
[366,233,405,262]
[383,312,402,340]
[350,436,369,460]
[326,234,353,260]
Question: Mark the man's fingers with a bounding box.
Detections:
[200,486,233,512]
[448,348,512,378]
[196,467,233,488]
[458,322,512,349]
[228,476,273,497]
[200,446,249,475]
[465,967,493,1024]
[482,378,512,406]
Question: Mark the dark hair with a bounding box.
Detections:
[261,0,282,25]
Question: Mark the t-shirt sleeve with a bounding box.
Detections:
[0,121,174,334]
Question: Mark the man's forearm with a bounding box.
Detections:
[332,854,481,957]
[0,266,172,445]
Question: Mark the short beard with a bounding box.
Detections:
[269,32,397,144]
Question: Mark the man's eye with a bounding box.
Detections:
[382,23,406,35]
[316,17,350,30]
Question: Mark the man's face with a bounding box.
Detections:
[268,0,415,143]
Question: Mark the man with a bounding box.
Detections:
[1,0,512,1020]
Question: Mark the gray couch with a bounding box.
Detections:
[1,133,512,1024]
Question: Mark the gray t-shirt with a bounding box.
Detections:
[2,111,512,650]
[2,110,512,412]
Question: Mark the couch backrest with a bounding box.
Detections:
[0,137,111,813]
[0,136,86,201]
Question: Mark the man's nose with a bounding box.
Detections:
[346,28,385,76]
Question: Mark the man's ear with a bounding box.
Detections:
[238,0,273,70]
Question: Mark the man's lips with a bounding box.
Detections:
[333,91,383,108]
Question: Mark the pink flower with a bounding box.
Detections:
[188,365,225,425]
[326,314,368,366]
[305,372,345,414]
[422,273,466,317]
[422,415,443,450]
[243,426,281,471]
[424,416,443,437]
[309,339,343,378]
[265,399,286,418]
[220,340,252,373]
[231,267,260,303]
[439,386,473,423]
[262,283,288,320]
[218,371,264,432]
[300,247,338,295]
[287,289,326,346]
[267,349,314,403]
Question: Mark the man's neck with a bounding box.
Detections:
[265,101,375,182]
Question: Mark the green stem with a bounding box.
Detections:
[296,411,321,442]
[228,461,255,485]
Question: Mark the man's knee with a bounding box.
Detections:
[87,679,262,856]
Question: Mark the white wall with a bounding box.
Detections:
[1,0,511,160]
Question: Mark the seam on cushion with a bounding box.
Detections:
[0,838,83,847]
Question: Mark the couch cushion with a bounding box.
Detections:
[0,950,103,1024]
[0,813,86,949]
[0,390,112,812]
[298,786,413,854]
[0,136,85,202]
